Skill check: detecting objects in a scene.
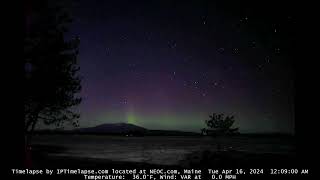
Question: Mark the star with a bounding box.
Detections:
[129,63,136,67]
[212,82,218,86]
[120,99,128,105]
[265,56,270,63]
[202,16,207,24]
[218,48,225,53]
[183,81,187,87]
[251,41,256,48]
[233,48,239,54]
[168,41,177,49]
[202,72,207,78]
[120,35,127,41]
[172,43,177,48]
[106,48,110,54]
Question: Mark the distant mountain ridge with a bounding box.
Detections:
[34,123,201,136]
[75,122,147,134]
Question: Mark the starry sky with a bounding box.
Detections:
[63,0,295,133]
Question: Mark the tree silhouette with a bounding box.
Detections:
[203,113,239,136]
[24,0,81,134]
[200,113,239,153]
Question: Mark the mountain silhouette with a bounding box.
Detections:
[76,123,147,134]
[34,123,201,136]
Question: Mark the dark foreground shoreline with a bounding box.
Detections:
[30,144,299,169]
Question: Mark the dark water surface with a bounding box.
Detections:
[31,135,295,166]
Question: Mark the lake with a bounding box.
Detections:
[30,135,295,166]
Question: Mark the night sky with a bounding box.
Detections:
[61,0,295,133]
